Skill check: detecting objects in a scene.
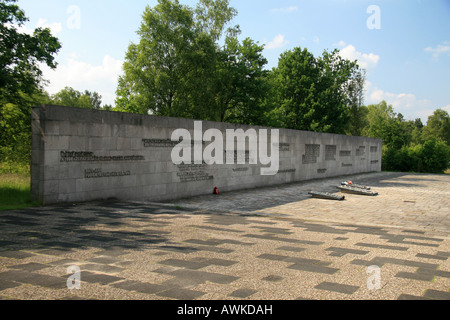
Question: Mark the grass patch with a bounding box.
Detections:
[0,173,40,211]
[445,169,450,174]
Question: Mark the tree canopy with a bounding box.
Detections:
[0,0,61,105]
[0,0,448,174]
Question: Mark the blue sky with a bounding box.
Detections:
[16,0,450,123]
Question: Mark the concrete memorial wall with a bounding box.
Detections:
[31,105,382,205]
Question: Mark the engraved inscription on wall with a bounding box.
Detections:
[143,139,178,148]
[341,163,353,167]
[85,168,131,179]
[339,150,351,157]
[143,139,205,148]
[302,144,320,164]
[277,168,296,173]
[370,146,378,153]
[232,167,249,172]
[60,151,145,162]
[176,163,213,183]
[356,146,366,157]
[277,143,290,152]
[325,145,337,161]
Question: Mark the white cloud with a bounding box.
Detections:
[6,18,62,36]
[424,41,450,60]
[313,36,320,44]
[41,55,123,106]
[36,18,63,35]
[443,104,450,113]
[334,40,346,47]
[365,81,434,121]
[265,34,290,50]
[337,42,380,71]
[271,6,298,13]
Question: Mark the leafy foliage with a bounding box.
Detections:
[261,47,360,134]
[1,0,448,175]
[49,87,104,109]
[0,0,61,105]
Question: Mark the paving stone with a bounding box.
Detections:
[40,241,83,249]
[10,263,51,272]
[0,270,66,289]
[415,253,448,261]
[262,275,283,282]
[111,280,164,294]
[292,222,348,235]
[252,226,292,234]
[0,241,18,247]
[402,230,426,235]
[80,235,117,242]
[325,247,369,257]
[355,242,409,251]
[188,245,234,254]
[159,259,210,270]
[0,251,34,259]
[288,263,339,275]
[0,279,21,291]
[212,239,254,246]
[204,258,238,267]
[157,245,199,254]
[285,257,333,267]
[381,234,442,247]
[191,225,244,234]
[156,287,206,300]
[80,271,124,285]
[423,289,450,300]
[86,256,123,264]
[0,173,449,300]
[59,295,97,300]
[397,294,429,300]
[168,269,239,285]
[16,232,55,240]
[245,233,323,245]
[315,282,359,294]
[395,271,435,282]
[80,263,125,274]
[94,248,130,257]
[276,246,306,253]
[37,248,72,256]
[229,288,257,298]
[48,259,80,266]
[351,257,440,269]
[184,239,221,246]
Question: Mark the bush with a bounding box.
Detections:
[415,139,450,173]
[382,138,450,173]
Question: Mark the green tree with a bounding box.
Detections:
[195,0,237,42]
[0,0,61,105]
[116,0,227,118]
[270,47,360,134]
[411,118,424,145]
[345,69,368,136]
[383,139,450,173]
[0,0,61,172]
[213,32,268,124]
[50,87,103,109]
[363,101,410,150]
[0,90,50,173]
[422,109,450,146]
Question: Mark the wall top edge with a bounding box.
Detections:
[32,104,382,143]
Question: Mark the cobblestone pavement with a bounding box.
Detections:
[0,172,448,300]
